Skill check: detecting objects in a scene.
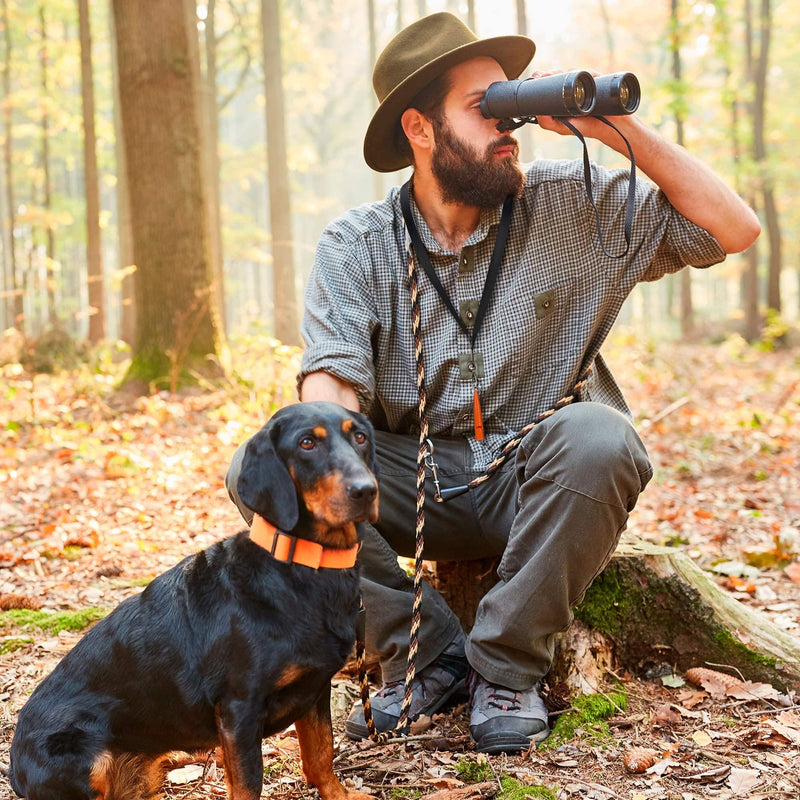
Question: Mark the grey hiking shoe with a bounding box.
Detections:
[345,632,468,740]
[469,672,550,754]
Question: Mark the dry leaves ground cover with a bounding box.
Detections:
[0,333,798,800]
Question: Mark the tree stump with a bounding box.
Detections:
[433,535,800,692]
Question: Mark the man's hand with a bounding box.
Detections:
[300,371,360,411]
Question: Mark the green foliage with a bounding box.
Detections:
[539,691,627,751]
[0,607,109,636]
[0,637,34,654]
[25,327,86,374]
[756,311,794,351]
[498,777,558,800]
[389,790,422,800]
[454,757,494,783]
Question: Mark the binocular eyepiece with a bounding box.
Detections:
[480,71,640,121]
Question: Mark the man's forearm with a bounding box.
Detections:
[538,114,761,254]
[299,371,360,411]
[610,118,760,254]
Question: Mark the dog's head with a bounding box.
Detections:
[237,402,379,544]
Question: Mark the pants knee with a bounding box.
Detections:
[519,403,652,510]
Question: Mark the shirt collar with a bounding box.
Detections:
[402,188,504,255]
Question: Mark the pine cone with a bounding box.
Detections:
[622,746,659,773]
[686,667,746,692]
[541,681,572,713]
[0,593,43,611]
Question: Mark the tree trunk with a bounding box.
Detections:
[39,6,57,327]
[202,0,227,336]
[109,6,135,345]
[753,0,780,313]
[574,539,800,691]
[743,233,760,341]
[113,0,225,391]
[260,0,300,345]
[435,538,800,693]
[669,0,694,337]
[1,0,21,331]
[367,0,383,200]
[742,0,761,340]
[78,0,105,343]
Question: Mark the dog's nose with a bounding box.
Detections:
[347,480,377,505]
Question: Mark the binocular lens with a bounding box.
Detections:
[593,72,640,115]
[574,81,587,110]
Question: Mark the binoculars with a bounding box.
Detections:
[480,71,640,120]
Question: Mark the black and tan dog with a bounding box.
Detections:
[10,401,378,800]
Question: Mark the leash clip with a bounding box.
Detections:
[423,438,444,503]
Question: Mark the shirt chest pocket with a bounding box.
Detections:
[499,280,579,377]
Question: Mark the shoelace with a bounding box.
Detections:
[487,688,521,712]
[377,676,427,700]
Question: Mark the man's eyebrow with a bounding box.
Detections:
[464,89,486,102]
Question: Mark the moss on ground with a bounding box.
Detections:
[498,776,558,800]
[454,757,494,783]
[540,691,627,751]
[0,607,108,636]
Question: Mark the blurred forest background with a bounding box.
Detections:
[0,0,797,388]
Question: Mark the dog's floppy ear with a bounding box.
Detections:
[236,421,299,531]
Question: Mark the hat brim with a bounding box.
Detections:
[364,36,535,173]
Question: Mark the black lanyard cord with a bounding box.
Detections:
[399,182,514,348]
[559,116,637,259]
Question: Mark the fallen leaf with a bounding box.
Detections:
[766,718,800,745]
[777,710,800,729]
[167,764,204,784]
[420,781,497,800]
[727,767,760,793]
[652,703,682,726]
[676,689,707,709]
[691,730,713,747]
[784,562,800,583]
[622,746,659,773]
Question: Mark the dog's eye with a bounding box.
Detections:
[354,431,367,445]
[299,436,316,451]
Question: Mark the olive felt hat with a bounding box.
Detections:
[364,12,535,173]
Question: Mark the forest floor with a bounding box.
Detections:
[0,331,799,800]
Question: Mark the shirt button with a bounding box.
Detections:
[543,300,551,309]
[461,413,470,421]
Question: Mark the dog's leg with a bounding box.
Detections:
[214,704,264,800]
[295,685,371,800]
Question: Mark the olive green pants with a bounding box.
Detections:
[226,402,652,690]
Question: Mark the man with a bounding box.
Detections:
[227,13,759,754]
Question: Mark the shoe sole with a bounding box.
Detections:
[345,677,468,740]
[473,725,551,755]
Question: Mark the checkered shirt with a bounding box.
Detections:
[299,158,725,469]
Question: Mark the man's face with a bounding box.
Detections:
[430,57,525,208]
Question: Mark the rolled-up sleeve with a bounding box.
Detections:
[299,226,379,411]
[638,188,726,281]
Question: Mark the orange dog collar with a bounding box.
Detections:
[249,514,359,570]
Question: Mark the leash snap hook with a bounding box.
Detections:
[423,438,444,503]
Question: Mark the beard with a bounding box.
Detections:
[430,119,525,209]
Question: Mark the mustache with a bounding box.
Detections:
[491,135,519,153]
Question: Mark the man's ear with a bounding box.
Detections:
[401,107,434,155]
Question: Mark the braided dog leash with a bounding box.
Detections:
[355,217,591,743]
[355,237,429,742]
